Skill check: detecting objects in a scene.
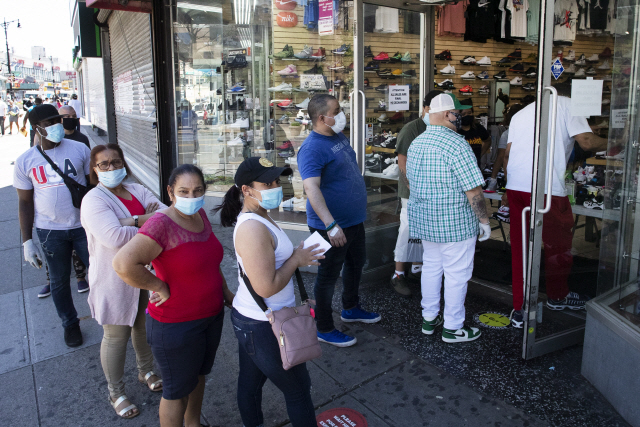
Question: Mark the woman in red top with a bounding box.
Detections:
[114,164,234,427]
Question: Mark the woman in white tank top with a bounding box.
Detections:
[214,157,323,427]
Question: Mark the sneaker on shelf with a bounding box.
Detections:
[332,44,350,55]
[476,70,489,80]
[377,68,392,77]
[341,304,381,324]
[277,64,298,75]
[391,274,412,297]
[294,45,313,59]
[401,51,412,62]
[422,314,444,335]
[459,84,473,93]
[524,67,537,78]
[574,68,586,77]
[296,97,310,109]
[273,44,294,59]
[328,61,345,70]
[524,52,538,63]
[402,69,417,78]
[338,100,350,110]
[277,99,293,108]
[364,78,370,88]
[586,53,600,63]
[38,284,51,298]
[277,140,293,150]
[460,55,476,65]
[230,117,250,128]
[510,77,523,86]
[77,279,89,293]
[442,325,482,343]
[493,205,510,222]
[497,56,512,66]
[268,82,293,92]
[510,309,523,328]
[523,82,536,91]
[547,291,590,310]
[564,64,577,74]
[509,63,525,73]
[364,61,379,71]
[364,45,374,57]
[373,51,389,61]
[440,63,455,74]
[507,48,522,59]
[484,177,498,193]
[461,71,476,79]
[317,329,357,347]
[303,64,323,74]
[378,113,389,123]
[383,163,399,177]
[584,195,604,209]
[493,70,507,80]
[479,85,490,94]
[375,84,388,92]
[598,60,610,70]
[333,78,345,86]
[575,53,587,65]
[378,100,386,110]
[311,47,326,59]
[563,50,576,62]
[603,85,611,93]
[276,113,290,124]
[388,112,403,123]
[227,82,246,92]
[435,49,452,60]
[477,56,491,66]
[227,135,245,146]
[599,47,612,58]
[389,51,403,62]
[391,69,403,76]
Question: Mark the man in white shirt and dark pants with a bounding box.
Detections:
[0,98,7,136]
[505,86,607,328]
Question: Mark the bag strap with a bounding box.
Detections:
[238,263,309,312]
[36,145,66,179]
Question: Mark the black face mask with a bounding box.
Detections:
[62,117,78,130]
[461,115,474,126]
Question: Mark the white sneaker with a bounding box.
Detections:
[442,326,482,343]
[564,50,575,61]
[339,100,350,109]
[378,113,389,123]
[575,57,586,66]
[230,117,250,128]
[484,177,498,192]
[296,97,310,108]
[477,56,491,65]
[228,136,245,145]
[479,85,489,94]
[378,100,386,109]
[510,77,522,86]
[268,82,293,92]
[575,68,586,77]
[440,63,455,74]
[462,56,476,65]
[565,64,577,74]
[383,164,399,178]
[461,71,475,79]
[598,60,610,70]
[587,53,599,62]
[277,64,297,75]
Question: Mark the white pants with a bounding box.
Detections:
[421,236,476,330]
[394,199,410,262]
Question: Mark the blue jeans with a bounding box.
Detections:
[36,227,90,328]
[231,309,316,427]
[309,223,366,333]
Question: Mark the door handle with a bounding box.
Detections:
[538,86,558,214]
[359,89,366,175]
[349,89,355,148]
[521,206,531,286]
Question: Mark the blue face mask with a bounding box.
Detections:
[250,186,283,210]
[174,195,205,215]
[422,112,430,126]
[41,123,65,143]
[98,168,127,188]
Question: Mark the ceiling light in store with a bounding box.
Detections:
[178,2,223,13]
[417,0,448,4]
[234,0,256,25]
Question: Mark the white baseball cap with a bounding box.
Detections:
[429,93,457,113]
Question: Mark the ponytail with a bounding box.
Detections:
[213,185,243,227]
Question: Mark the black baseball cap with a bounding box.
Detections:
[235,157,292,187]
[28,104,63,128]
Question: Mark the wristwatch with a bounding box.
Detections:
[133,215,139,228]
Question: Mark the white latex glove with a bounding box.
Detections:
[23,239,43,269]
[478,222,491,242]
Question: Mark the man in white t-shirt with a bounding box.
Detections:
[0,98,7,136]
[13,104,92,347]
[505,90,607,328]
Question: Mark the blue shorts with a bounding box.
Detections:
[146,312,224,400]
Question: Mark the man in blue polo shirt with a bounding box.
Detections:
[297,94,381,348]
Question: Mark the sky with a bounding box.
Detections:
[1,0,75,70]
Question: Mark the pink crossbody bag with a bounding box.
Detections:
[239,264,322,370]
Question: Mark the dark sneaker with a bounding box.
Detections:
[507,48,522,59]
[509,63,525,73]
[442,325,482,343]
[497,57,512,66]
[422,314,443,335]
[524,67,537,77]
[317,329,357,347]
[391,274,411,297]
[435,50,452,60]
[64,323,83,347]
[510,309,523,328]
[364,45,373,57]
[77,279,89,293]
[341,304,381,324]
[547,292,590,310]
[389,51,402,62]
[493,71,507,80]
[38,284,51,298]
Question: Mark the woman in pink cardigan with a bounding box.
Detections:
[80,143,167,419]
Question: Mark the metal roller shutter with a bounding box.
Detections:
[108,10,159,196]
[84,57,107,132]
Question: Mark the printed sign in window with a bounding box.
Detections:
[387,85,409,112]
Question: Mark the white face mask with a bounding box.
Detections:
[324,111,346,134]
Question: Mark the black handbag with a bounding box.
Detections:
[36,146,89,209]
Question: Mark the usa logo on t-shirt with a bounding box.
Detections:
[31,159,78,187]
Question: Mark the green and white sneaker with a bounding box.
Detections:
[421,314,443,335]
[442,326,482,343]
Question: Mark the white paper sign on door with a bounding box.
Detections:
[611,109,628,129]
[571,78,603,117]
[387,85,409,112]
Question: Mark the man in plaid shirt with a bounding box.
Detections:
[407,94,492,343]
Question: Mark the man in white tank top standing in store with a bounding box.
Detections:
[298,94,382,348]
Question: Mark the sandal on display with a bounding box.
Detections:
[110,395,139,419]
[139,371,163,392]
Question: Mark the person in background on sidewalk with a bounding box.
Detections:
[484,103,525,194]
[298,94,381,348]
[407,94,491,343]
[392,90,443,297]
[68,94,83,132]
[59,105,90,148]
[7,100,20,134]
[216,157,323,427]
[23,97,43,147]
[505,87,608,328]
[0,97,7,136]
[14,104,92,348]
[114,164,234,427]
[82,144,165,419]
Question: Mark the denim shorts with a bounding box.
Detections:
[146,311,224,400]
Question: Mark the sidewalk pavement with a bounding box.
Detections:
[0,130,547,426]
